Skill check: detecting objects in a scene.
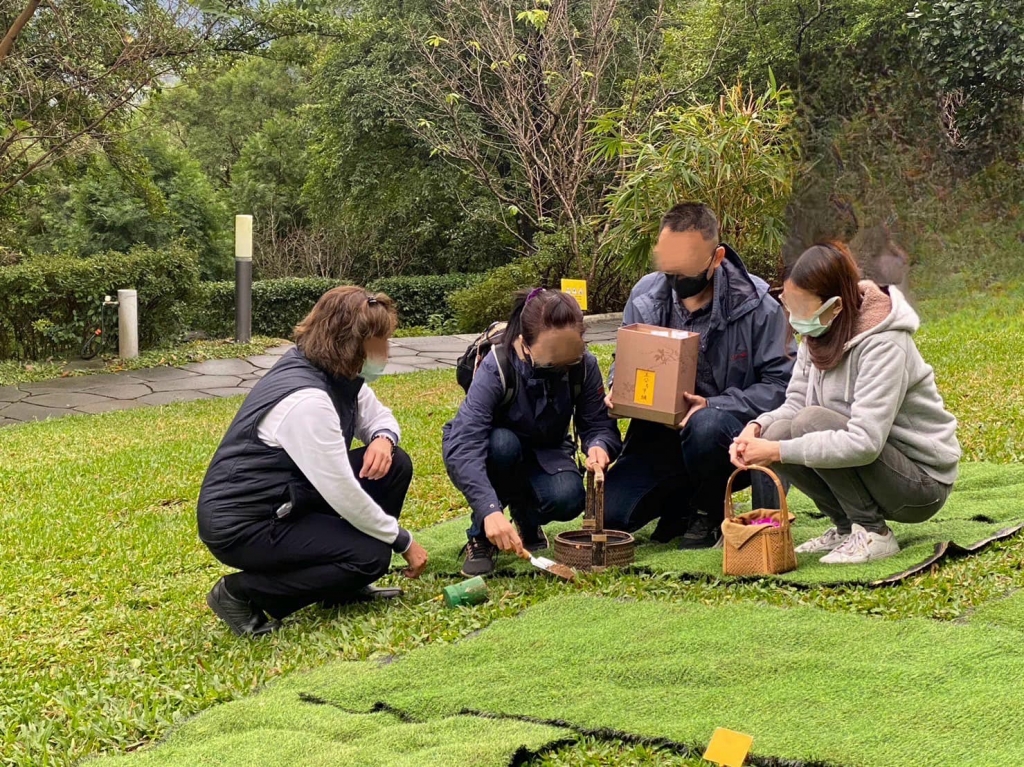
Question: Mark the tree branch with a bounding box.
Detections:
[0,0,40,63]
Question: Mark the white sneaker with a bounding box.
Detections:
[820,524,900,564]
[795,527,850,554]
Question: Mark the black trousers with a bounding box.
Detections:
[206,447,413,620]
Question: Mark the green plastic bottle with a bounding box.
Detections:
[442,576,489,608]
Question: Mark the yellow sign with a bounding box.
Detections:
[560,278,588,311]
[633,369,656,406]
[703,728,753,767]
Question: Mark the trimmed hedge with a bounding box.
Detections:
[0,262,485,360]
[0,245,200,360]
[187,273,484,340]
[368,273,484,327]
[187,278,345,340]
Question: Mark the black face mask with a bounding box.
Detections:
[667,253,716,300]
[526,355,582,381]
[532,365,567,381]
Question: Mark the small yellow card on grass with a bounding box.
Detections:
[560,278,588,311]
[703,727,753,767]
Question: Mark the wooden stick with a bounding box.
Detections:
[592,533,607,569]
[582,468,596,531]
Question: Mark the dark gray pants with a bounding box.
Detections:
[763,406,952,534]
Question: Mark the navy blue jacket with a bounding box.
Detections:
[610,246,796,424]
[442,349,622,522]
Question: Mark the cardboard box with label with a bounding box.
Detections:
[609,323,700,426]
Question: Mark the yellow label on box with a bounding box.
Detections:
[703,727,753,767]
[634,369,656,405]
[560,278,588,311]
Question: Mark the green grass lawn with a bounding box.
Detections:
[1,286,1022,766]
[177,595,1024,767]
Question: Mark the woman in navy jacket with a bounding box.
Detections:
[442,288,622,576]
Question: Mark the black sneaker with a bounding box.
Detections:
[650,514,692,544]
[461,537,498,577]
[678,512,722,550]
[206,577,280,637]
[516,523,549,553]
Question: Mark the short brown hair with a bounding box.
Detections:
[660,202,719,242]
[786,242,863,371]
[293,286,397,379]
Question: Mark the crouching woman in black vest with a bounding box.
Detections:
[197,286,428,636]
[442,288,622,577]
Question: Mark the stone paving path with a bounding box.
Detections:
[0,315,621,427]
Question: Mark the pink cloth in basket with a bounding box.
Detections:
[750,517,781,528]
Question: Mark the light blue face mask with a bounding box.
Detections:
[360,357,387,383]
[789,296,840,338]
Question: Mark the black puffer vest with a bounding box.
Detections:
[196,347,362,548]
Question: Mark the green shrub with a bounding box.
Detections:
[449,251,562,333]
[188,273,483,339]
[530,228,633,315]
[595,80,800,283]
[0,245,200,360]
[367,273,484,327]
[188,278,345,339]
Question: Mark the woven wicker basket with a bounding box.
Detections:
[554,529,635,569]
[721,466,796,577]
[552,468,636,570]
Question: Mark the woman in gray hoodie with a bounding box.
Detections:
[729,243,961,564]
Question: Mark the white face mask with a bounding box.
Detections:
[360,357,387,383]
[789,296,840,338]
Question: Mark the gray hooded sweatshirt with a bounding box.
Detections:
[754,282,961,485]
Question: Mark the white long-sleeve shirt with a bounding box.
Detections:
[257,385,412,553]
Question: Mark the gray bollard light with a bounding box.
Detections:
[234,214,253,344]
[116,289,139,359]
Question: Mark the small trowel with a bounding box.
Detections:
[529,555,576,581]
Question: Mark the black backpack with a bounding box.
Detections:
[455,320,586,415]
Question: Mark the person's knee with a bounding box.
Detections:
[791,406,847,439]
[389,446,413,485]
[487,428,523,469]
[540,475,586,522]
[684,406,732,442]
[762,419,793,442]
[344,539,393,582]
[680,407,736,466]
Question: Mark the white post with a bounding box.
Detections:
[117,289,139,359]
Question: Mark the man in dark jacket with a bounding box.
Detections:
[604,202,796,547]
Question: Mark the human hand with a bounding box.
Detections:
[484,513,530,558]
[401,541,429,578]
[734,437,780,468]
[585,446,610,477]
[678,392,708,429]
[604,386,614,411]
[360,437,394,480]
[729,423,763,468]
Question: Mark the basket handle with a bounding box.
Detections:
[725,465,789,528]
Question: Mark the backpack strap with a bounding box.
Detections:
[567,358,589,469]
[491,344,517,409]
